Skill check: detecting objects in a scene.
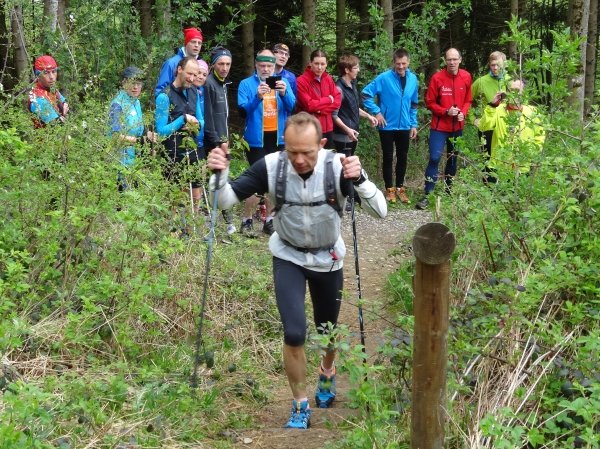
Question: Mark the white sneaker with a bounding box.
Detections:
[227,223,236,234]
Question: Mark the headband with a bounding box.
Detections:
[256,55,276,63]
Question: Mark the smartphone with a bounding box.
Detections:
[266,75,282,89]
[500,92,507,100]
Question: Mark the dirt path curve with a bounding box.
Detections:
[237,207,432,449]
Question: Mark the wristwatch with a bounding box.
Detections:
[353,169,368,186]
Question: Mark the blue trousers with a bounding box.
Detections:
[425,129,462,194]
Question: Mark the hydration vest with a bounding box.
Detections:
[272,150,343,218]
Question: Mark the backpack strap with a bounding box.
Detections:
[272,150,289,216]
[324,151,343,217]
[272,150,342,217]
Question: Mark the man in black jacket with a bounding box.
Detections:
[203,46,236,235]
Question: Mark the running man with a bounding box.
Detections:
[207,112,387,429]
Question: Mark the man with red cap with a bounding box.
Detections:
[28,55,69,127]
[155,27,203,97]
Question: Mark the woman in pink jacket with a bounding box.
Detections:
[296,49,341,149]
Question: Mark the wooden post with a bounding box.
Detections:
[410,223,456,449]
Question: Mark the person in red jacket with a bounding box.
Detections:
[416,48,472,210]
[296,49,341,149]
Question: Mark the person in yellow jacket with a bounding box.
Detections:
[477,79,545,176]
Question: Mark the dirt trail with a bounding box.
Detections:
[235,207,432,449]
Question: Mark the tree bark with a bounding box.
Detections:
[359,0,369,42]
[0,0,15,90]
[155,0,171,40]
[427,28,441,82]
[57,0,70,32]
[302,0,315,68]
[44,0,58,33]
[567,0,590,119]
[336,0,345,57]
[241,0,255,77]
[508,0,518,59]
[10,5,28,81]
[381,0,393,45]
[584,0,598,113]
[138,0,152,39]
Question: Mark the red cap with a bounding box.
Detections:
[184,28,203,46]
[34,55,58,72]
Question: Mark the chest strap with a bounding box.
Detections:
[273,150,342,217]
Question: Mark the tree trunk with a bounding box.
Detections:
[44,0,58,33]
[449,7,464,49]
[155,0,171,40]
[584,0,598,113]
[359,0,369,42]
[57,0,70,32]
[336,0,345,57]
[302,0,315,68]
[427,29,441,82]
[241,0,254,77]
[567,0,590,119]
[508,0,518,59]
[381,0,393,45]
[138,0,152,39]
[0,0,15,91]
[10,5,28,81]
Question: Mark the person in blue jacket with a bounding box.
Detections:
[155,57,203,214]
[192,59,209,158]
[237,49,296,236]
[155,28,203,97]
[361,48,418,205]
[108,66,156,191]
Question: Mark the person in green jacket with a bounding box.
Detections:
[468,51,510,182]
[477,79,545,176]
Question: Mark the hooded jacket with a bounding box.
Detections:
[296,66,341,133]
[425,68,472,132]
[361,68,419,131]
[237,72,296,147]
[108,89,145,167]
[155,47,200,97]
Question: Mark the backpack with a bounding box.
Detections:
[272,150,343,218]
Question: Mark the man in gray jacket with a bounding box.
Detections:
[208,112,387,429]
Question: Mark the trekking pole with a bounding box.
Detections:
[345,142,367,355]
[185,151,197,235]
[191,158,227,388]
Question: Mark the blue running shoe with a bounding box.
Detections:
[285,400,311,429]
[315,365,336,408]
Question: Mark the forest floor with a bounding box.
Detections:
[226,204,433,448]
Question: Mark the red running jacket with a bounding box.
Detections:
[296,66,341,133]
[425,68,473,132]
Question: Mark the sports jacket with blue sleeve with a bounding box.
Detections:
[361,68,418,131]
[237,73,296,148]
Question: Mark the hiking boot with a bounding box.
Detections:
[385,187,396,204]
[396,187,411,204]
[285,400,311,429]
[240,219,256,237]
[416,197,429,210]
[315,365,336,408]
[262,220,275,235]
